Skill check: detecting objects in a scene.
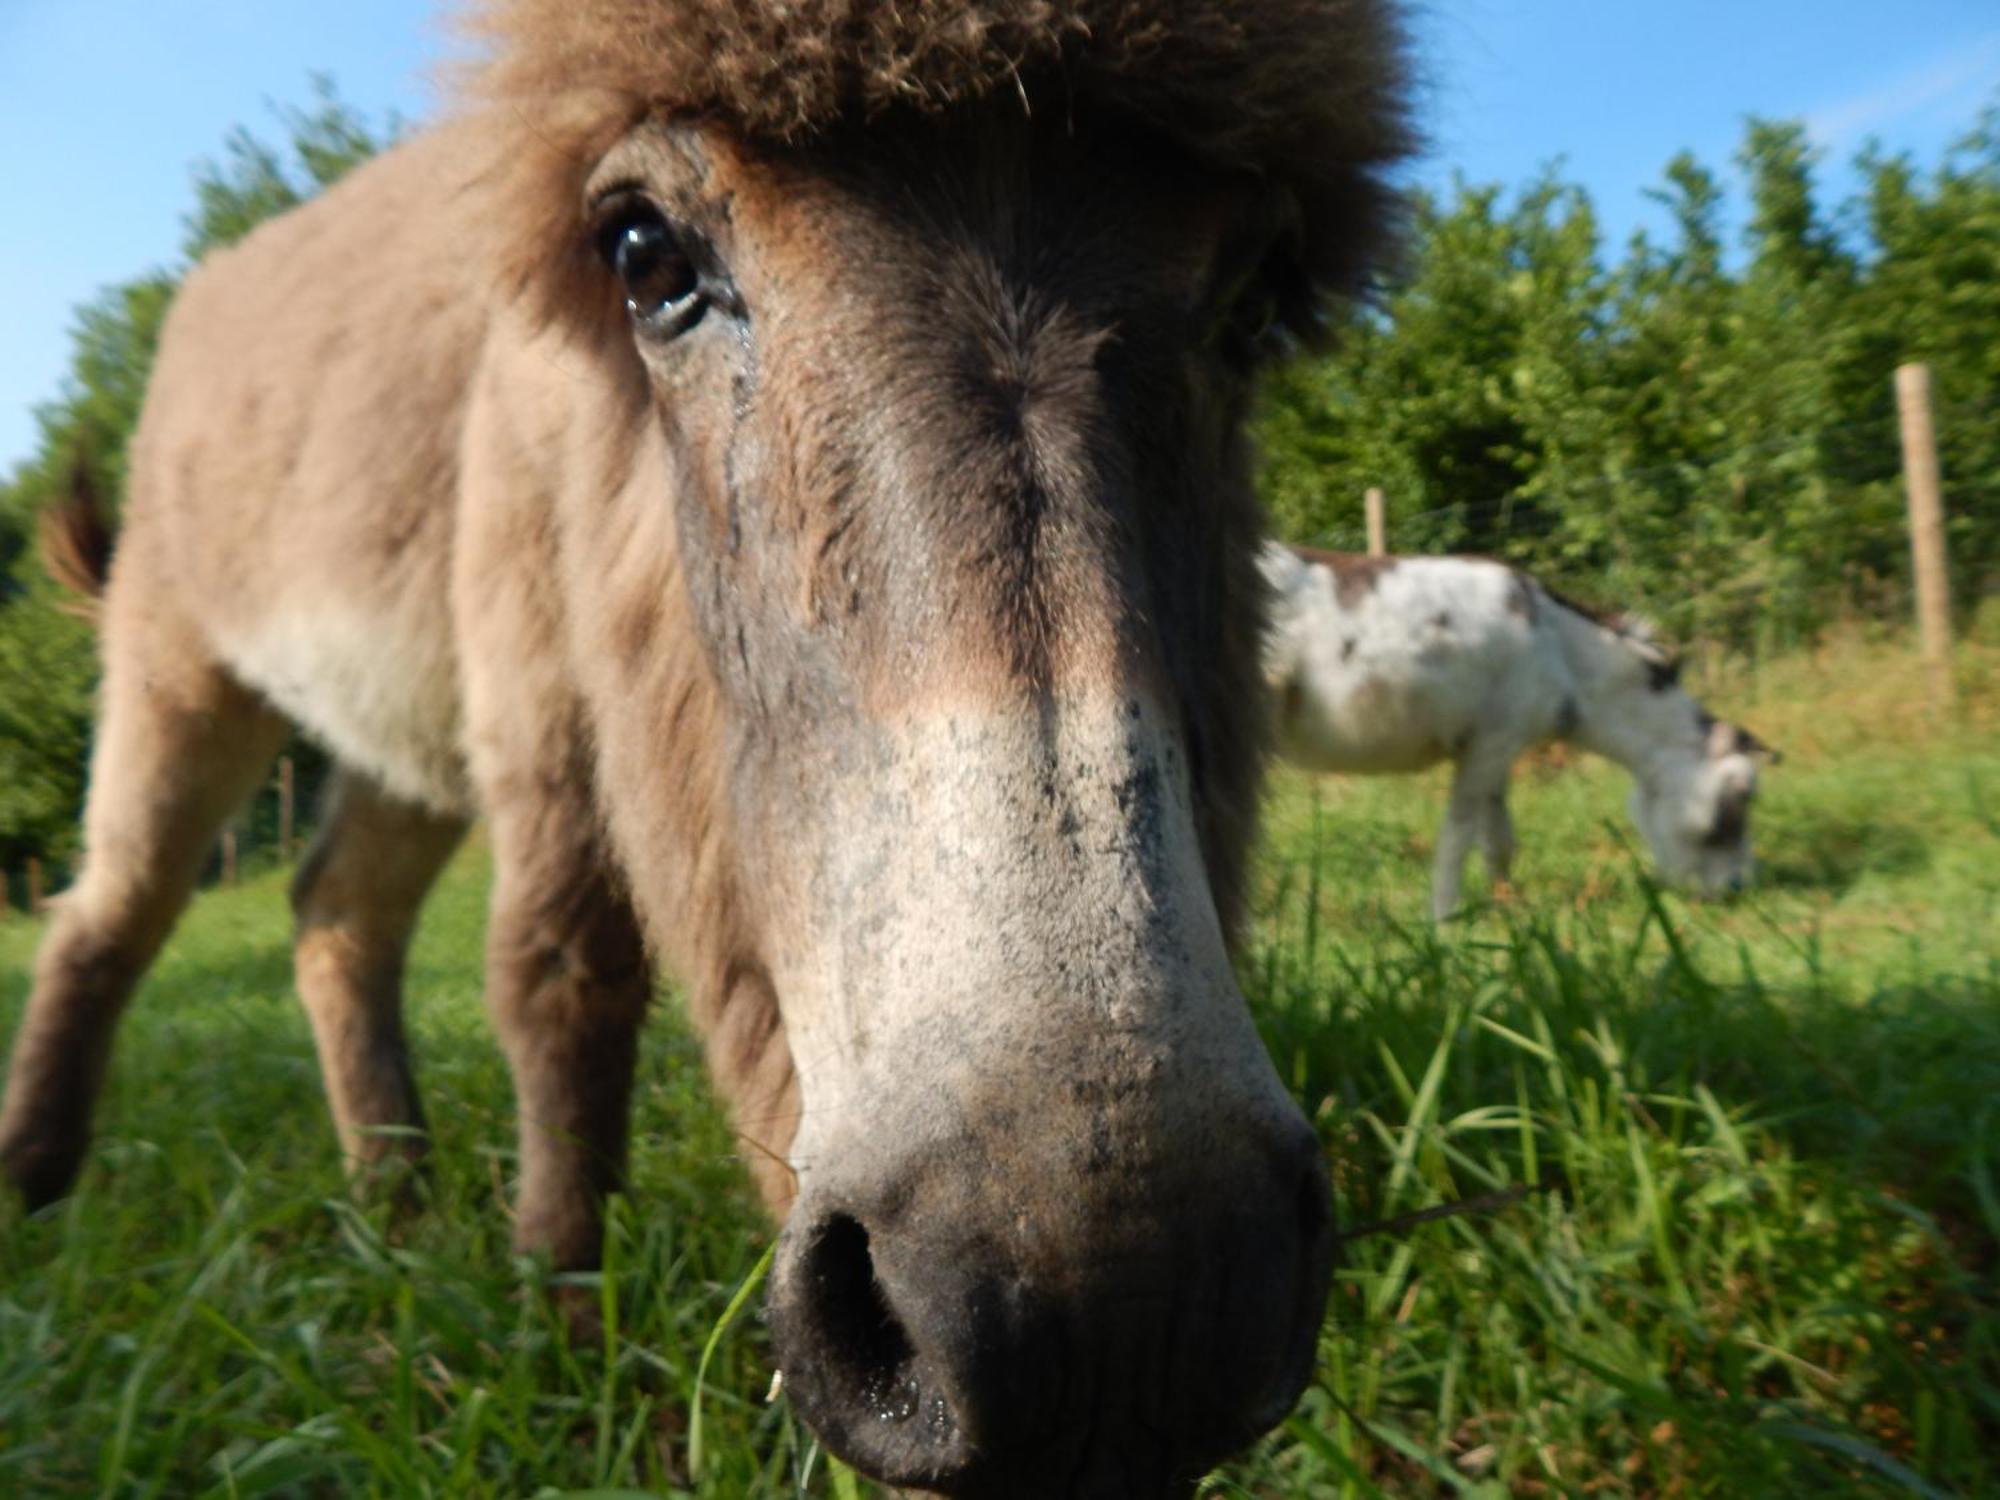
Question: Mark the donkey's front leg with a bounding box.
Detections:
[484,809,650,1272]
[1434,748,1515,921]
[291,770,467,1180]
[1429,806,1476,921]
[1479,786,1518,894]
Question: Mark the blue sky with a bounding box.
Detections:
[2,1,1996,474]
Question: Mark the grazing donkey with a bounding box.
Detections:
[1261,544,1777,919]
[0,2,1414,1493]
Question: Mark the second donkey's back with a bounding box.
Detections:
[1260,543,1776,918]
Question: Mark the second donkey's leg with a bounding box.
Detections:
[1434,746,1516,921]
[484,798,651,1271]
[1480,786,1518,889]
[290,770,467,1176]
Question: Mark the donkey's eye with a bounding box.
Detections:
[597,203,704,336]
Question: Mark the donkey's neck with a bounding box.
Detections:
[1545,602,1695,785]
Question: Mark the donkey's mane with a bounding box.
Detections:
[455,0,1412,328]
[1539,581,1681,686]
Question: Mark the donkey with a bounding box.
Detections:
[0,2,1413,1493]
[1260,544,1778,920]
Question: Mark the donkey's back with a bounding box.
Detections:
[124,121,498,813]
[0,123,517,1207]
[1260,544,1570,777]
[1260,541,1772,918]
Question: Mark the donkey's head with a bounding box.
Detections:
[465,1,1409,1493]
[1605,625,1778,895]
[1630,714,1779,895]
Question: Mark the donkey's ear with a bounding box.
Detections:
[1734,725,1781,765]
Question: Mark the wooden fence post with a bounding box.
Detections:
[278,756,296,861]
[1365,487,1387,558]
[220,829,238,885]
[1894,362,1955,712]
[26,857,42,915]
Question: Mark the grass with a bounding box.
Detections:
[1,622,1995,1497]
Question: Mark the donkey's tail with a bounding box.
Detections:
[39,456,115,621]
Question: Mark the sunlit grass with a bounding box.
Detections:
[0,628,1993,1496]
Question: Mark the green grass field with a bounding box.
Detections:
[1,625,1994,1498]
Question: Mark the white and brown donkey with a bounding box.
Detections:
[0,1,1416,1495]
[1261,544,1778,919]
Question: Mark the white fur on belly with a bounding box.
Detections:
[216,602,473,815]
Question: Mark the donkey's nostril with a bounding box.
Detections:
[772,1209,970,1486]
[798,1214,925,1421]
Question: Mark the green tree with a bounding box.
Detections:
[1260,176,1604,558]
[1852,107,2000,611]
[1256,97,2000,648]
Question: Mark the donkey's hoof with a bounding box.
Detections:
[0,1132,87,1212]
[346,1136,435,1217]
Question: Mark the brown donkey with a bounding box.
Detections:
[0,2,1411,1493]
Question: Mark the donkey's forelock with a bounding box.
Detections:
[459,0,1413,168]
[454,0,1413,329]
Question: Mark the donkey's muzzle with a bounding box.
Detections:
[766,1114,1335,1497]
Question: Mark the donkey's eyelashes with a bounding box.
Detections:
[594,198,708,339]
